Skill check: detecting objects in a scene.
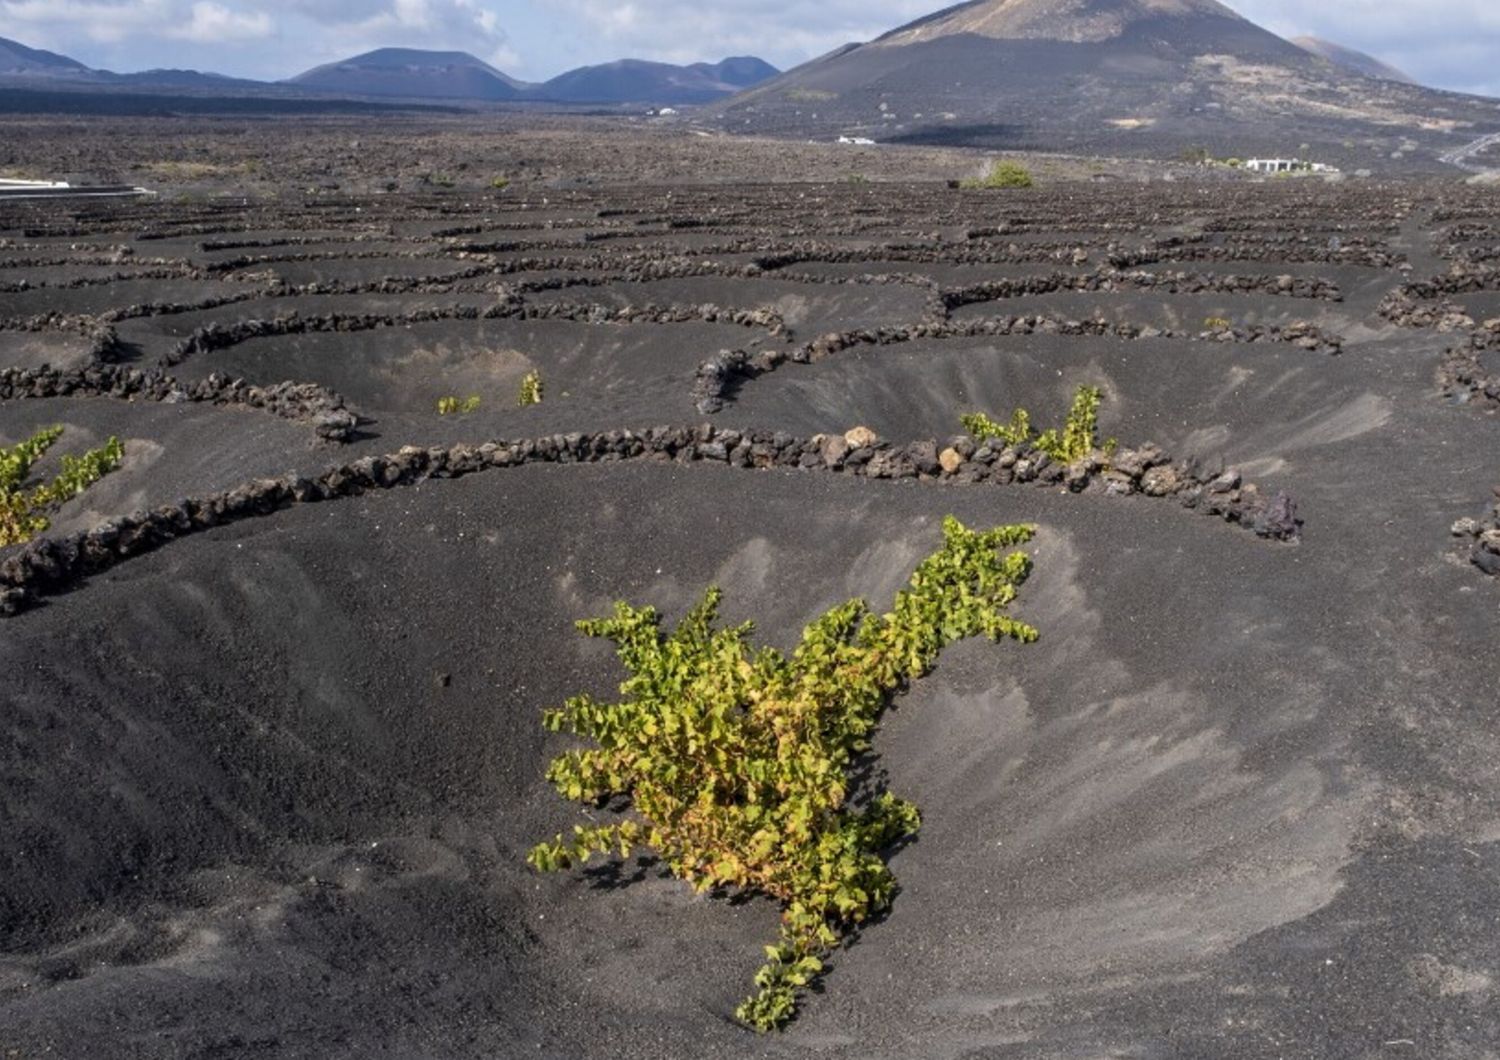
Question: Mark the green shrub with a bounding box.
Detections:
[1,426,124,547]
[516,370,543,407]
[959,406,1032,447]
[963,385,1108,463]
[960,161,1034,189]
[437,394,482,415]
[491,176,511,191]
[529,517,1039,1030]
[1203,316,1231,330]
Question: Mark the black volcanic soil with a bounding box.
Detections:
[2,116,1500,1059]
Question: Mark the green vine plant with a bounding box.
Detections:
[962,384,1113,464]
[1,426,125,547]
[529,517,1039,1030]
[437,394,482,416]
[959,161,1034,189]
[516,370,544,407]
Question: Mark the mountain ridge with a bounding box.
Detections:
[0,36,95,77]
[0,35,777,106]
[1291,35,1416,85]
[537,56,779,104]
[712,0,1498,170]
[286,48,528,101]
[873,0,1251,46]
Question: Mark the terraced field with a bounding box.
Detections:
[2,130,1499,1058]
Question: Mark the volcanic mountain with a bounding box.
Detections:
[0,37,773,108]
[537,56,778,104]
[0,35,354,100]
[0,36,96,79]
[287,48,530,101]
[1291,36,1415,85]
[714,0,1500,169]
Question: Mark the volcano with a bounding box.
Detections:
[0,36,93,79]
[1292,36,1416,85]
[535,57,779,105]
[287,48,530,101]
[714,0,1500,170]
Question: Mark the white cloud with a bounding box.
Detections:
[276,0,515,69]
[0,0,171,44]
[168,1,271,42]
[547,0,935,65]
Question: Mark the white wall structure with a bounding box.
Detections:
[0,179,154,199]
[1244,158,1340,174]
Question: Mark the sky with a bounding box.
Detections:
[1,0,1498,97]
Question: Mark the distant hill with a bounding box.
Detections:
[712,0,1500,169]
[1291,36,1415,85]
[0,37,777,109]
[286,48,530,101]
[694,57,780,89]
[537,56,778,104]
[284,48,774,105]
[0,36,95,78]
[0,35,311,96]
[114,68,271,91]
[0,36,460,112]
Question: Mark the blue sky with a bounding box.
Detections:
[1,0,1497,96]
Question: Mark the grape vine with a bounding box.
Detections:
[1,426,125,547]
[529,517,1039,1030]
[962,384,1111,463]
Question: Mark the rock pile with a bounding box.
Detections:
[0,364,359,441]
[1453,488,1500,577]
[169,301,784,365]
[1438,322,1500,409]
[0,423,1299,617]
[0,266,202,293]
[1381,264,1500,330]
[942,270,1343,313]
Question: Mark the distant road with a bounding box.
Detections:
[1440,131,1500,172]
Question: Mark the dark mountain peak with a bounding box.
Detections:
[875,0,1250,46]
[287,47,527,100]
[0,35,93,76]
[715,0,1495,170]
[538,55,778,105]
[1292,36,1415,85]
[347,47,477,64]
[694,56,781,87]
[331,47,515,80]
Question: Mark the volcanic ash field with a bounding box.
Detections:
[3,128,1500,1058]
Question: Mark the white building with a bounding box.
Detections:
[1244,158,1340,174]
